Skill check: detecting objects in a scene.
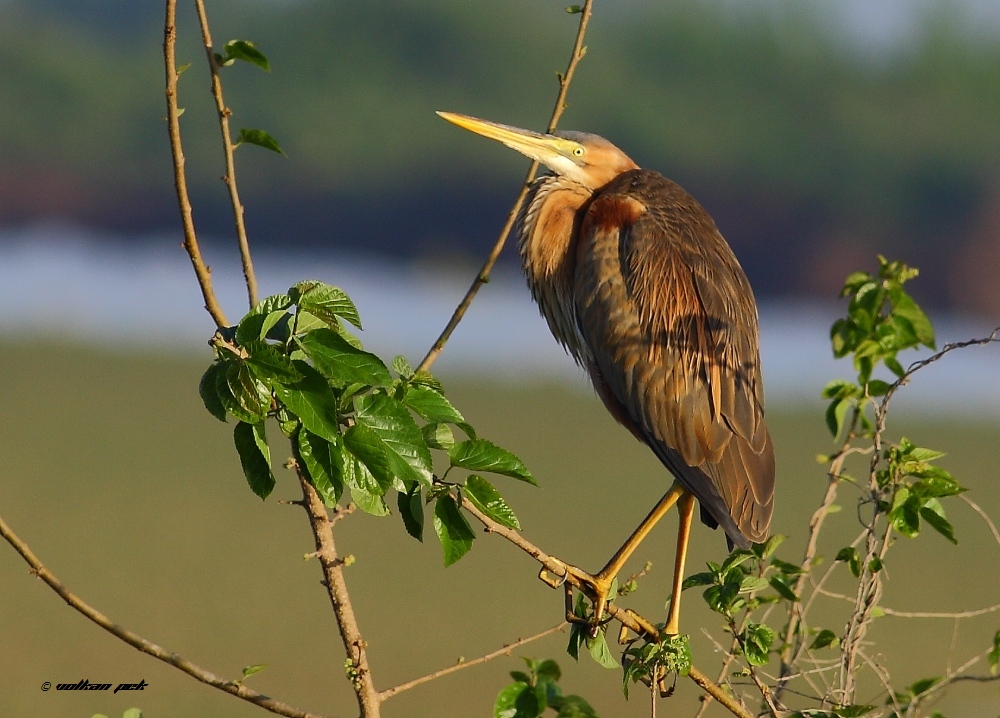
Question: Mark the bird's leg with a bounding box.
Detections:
[664,491,696,635]
[573,482,686,635]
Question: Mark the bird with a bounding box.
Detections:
[438,111,774,636]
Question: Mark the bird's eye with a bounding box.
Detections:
[572,147,585,157]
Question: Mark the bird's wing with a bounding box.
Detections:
[573,170,773,545]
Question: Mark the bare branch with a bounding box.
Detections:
[0,513,327,718]
[880,602,1000,619]
[379,622,567,701]
[416,0,595,373]
[163,0,228,327]
[193,0,260,309]
[295,467,381,718]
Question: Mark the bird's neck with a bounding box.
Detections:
[515,175,594,362]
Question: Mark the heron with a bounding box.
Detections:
[438,111,774,636]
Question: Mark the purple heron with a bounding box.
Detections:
[438,112,774,635]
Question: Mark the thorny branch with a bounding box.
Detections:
[0,514,329,718]
[163,0,228,327]
[416,0,595,373]
[294,464,381,718]
[194,0,260,309]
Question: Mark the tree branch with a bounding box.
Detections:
[163,0,228,328]
[295,467,381,718]
[0,513,327,718]
[456,490,753,718]
[193,0,260,309]
[416,0,595,373]
[379,622,567,701]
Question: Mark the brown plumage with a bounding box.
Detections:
[439,112,774,552]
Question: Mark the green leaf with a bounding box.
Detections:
[422,422,455,450]
[988,629,1000,675]
[234,421,275,499]
[740,576,770,594]
[769,575,799,601]
[433,495,476,566]
[885,356,906,377]
[890,290,935,349]
[682,571,715,589]
[835,547,862,577]
[241,663,268,678]
[449,439,535,485]
[226,361,271,420]
[834,706,877,718]
[296,328,391,388]
[223,39,270,71]
[825,397,852,439]
[753,534,786,559]
[741,622,775,666]
[122,710,144,718]
[397,486,424,541]
[821,379,858,400]
[235,293,292,343]
[889,495,921,538]
[297,429,344,506]
[771,558,806,575]
[920,505,958,544]
[586,630,619,669]
[343,423,394,492]
[810,629,839,650]
[199,362,228,422]
[272,362,341,441]
[494,681,535,718]
[235,128,286,156]
[291,281,363,329]
[355,393,433,486]
[552,694,597,718]
[866,379,892,396]
[909,446,946,462]
[535,659,561,681]
[351,484,389,516]
[403,384,466,424]
[246,343,304,384]
[463,475,520,530]
[392,355,414,378]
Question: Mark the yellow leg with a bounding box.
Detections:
[664,491,696,635]
[574,482,687,634]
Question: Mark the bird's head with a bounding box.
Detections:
[438,111,638,190]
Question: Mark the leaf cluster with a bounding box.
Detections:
[824,256,934,442]
[199,281,534,565]
[494,658,598,718]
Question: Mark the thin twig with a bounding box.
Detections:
[295,467,381,718]
[193,0,259,309]
[0,513,326,718]
[880,602,1000,619]
[163,0,228,327]
[415,0,595,373]
[960,494,1000,548]
[379,622,567,701]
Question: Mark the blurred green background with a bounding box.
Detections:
[1,0,1000,716]
[1,0,1000,313]
[1,344,998,716]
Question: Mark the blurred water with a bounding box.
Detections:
[1,225,997,416]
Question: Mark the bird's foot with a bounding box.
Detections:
[538,563,616,638]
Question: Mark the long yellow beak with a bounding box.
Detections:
[436,111,571,166]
